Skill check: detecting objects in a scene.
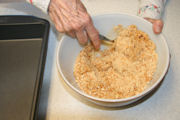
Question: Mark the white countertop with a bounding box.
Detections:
[0,0,180,120]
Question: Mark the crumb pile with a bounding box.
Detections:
[74,25,158,99]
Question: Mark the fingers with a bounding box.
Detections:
[144,17,155,24]
[144,18,164,34]
[78,12,100,49]
[50,2,78,39]
[49,10,64,32]
[49,0,101,49]
[153,20,163,34]
[59,2,100,49]
[85,21,101,50]
[67,31,76,38]
[53,3,72,32]
[75,30,88,45]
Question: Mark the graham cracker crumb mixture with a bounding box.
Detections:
[74,25,158,99]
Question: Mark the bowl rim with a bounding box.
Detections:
[56,13,170,103]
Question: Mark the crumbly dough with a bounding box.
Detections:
[74,25,158,99]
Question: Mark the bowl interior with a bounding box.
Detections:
[57,14,169,101]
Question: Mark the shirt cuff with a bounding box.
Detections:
[26,0,51,13]
[138,0,166,19]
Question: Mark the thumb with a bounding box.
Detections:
[153,20,163,34]
[144,18,164,34]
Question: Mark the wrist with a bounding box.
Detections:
[137,0,166,19]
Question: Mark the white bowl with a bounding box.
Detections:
[56,14,170,107]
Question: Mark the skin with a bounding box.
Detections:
[144,18,164,34]
[48,0,164,49]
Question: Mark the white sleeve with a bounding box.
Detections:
[26,0,51,13]
[138,0,166,19]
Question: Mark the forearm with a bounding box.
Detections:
[138,0,166,19]
[26,0,51,13]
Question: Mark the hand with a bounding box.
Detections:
[144,18,164,34]
[48,0,100,49]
